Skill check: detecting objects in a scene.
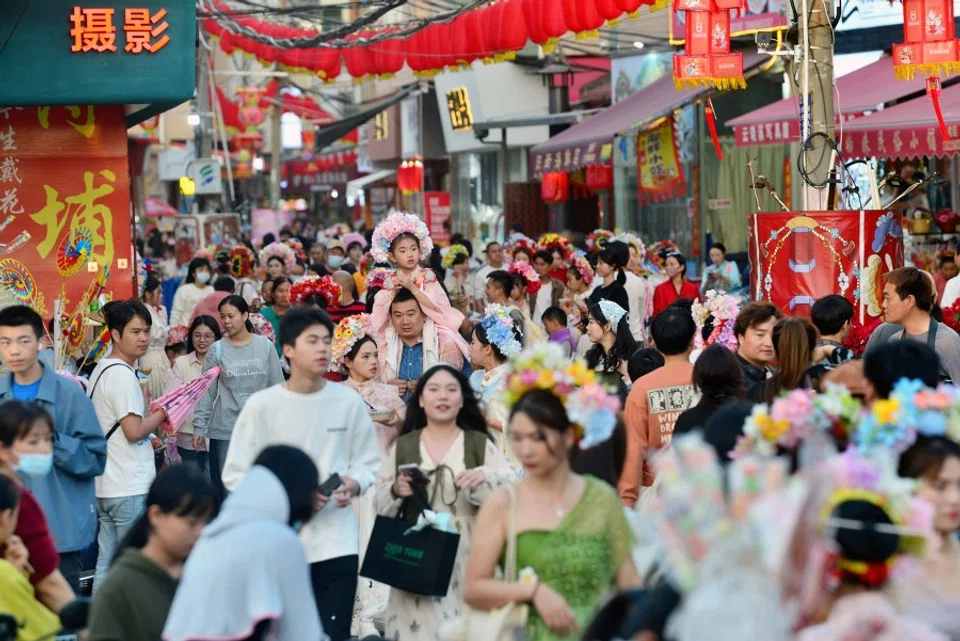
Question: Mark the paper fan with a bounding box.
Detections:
[56,227,94,277]
[150,366,222,436]
[0,258,44,313]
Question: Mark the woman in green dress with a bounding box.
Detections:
[463,346,640,641]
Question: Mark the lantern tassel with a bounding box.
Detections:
[928,77,951,140]
[706,97,724,160]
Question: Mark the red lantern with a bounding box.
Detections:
[421,24,444,74]
[498,0,529,59]
[673,0,746,90]
[576,0,605,35]
[409,159,423,193]
[342,33,372,81]
[541,172,569,203]
[562,0,586,35]
[522,0,549,47]
[595,0,624,23]
[893,0,960,80]
[479,6,500,62]
[614,0,643,14]
[405,31,425,75]
[373,29,406,77]
[462,10,487,63]
[585,163,613,191]
[397,160,412,192]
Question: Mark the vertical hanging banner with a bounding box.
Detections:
[747,211,903,322]
[0,105,133,316]
[636,118,686,203]
[672,0,747,90]
[424,191,451,245]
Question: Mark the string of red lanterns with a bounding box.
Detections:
[203,0,665,81]
[397,158,424,194]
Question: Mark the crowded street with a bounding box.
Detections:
[2,1,960,640]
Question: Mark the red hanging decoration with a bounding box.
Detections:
[498,0,529,60]
[672,0,746,90]
[585,163,614,191]
[705,96,724,159]
[342,33,373,82]
[562,0,587,36]
[927,77,952,139]
[541,172,570,203]
[893,0,960,79]
[463,10,488,63]
[595,0,624,24]
[522,0,550,48]
[451,17,474,68]
[614,0,644,14]
[374,30,406,78]
[398,158,424,195]
[479,6,501,62]
[538,0,569,52]
[576,0,606,37]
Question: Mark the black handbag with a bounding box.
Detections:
[359,487,460,597]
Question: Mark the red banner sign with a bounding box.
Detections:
[734,113,862,147]
[841,125,960,159]
[0,105,133,318]
[748,211,904,323]
[424,191,451,245]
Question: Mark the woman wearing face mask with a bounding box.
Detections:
[167,315,221,476]
[0,401,77,615]
[652,252,699,317]
[163,445,325,641]
[170,258,214,328]
[192,296,284,502]
[260,277,292,357]
[87,465,219,641]
[375,365,517,641]
[141,276,171,402]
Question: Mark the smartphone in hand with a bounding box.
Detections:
[398,463,430,486]
[318,473,343,497]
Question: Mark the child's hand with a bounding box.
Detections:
[4,535,29,573]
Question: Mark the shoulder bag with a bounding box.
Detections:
[87,362,134,441]
[440,482,529,641]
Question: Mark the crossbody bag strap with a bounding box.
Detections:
[87,363,133,441]
[504,483,519,582]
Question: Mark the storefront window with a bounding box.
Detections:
[451,150,502,241]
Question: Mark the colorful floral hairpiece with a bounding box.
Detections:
[290,275,341,307]
[648,239,680,270]
[342,232,368,251]
[370,211,433,264]
[504,233,536,257]
[249,312,275,343]
[479,304,521,358]
[585,229,614,253]
[854,379,960,454]
[598,299,627,330]
[502,342,621,449]
[508,262,541,294]
[286,238,307,265]
[536,233,572,260]
[331,313,372,372]
[359,252,373,277]
[166,325,189,347]
[365,266,391,290]
[691,290,741,353]
[228,246,255,279]
[193,246,216,263]
[613,232,647,260]
[259,241,297,273]
[569,250,594,283]
[441,244,469,269]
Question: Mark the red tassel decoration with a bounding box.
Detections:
[706,97,724,159]
[928,77,951,140]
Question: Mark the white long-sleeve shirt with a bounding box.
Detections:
[222,382,381,564]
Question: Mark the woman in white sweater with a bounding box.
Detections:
[170,258,214,327]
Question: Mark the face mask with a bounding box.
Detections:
[327,256,343,269]
[15,452,53,478]
[195,271,211,284]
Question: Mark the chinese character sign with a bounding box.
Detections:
[0,105,133,317]
[636,118,686,204]
[747,211,903,323]
[424,192,451,245]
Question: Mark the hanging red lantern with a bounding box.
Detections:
[541,172,569,203]
[893,0,960,81]
[374,29,406,77]
[435,22,458,70]
[673,0,746,91]
[585,163,613,191]
[562,0,586,36]
[408,158,424,194]
[576,0,606,36]
[538,0,569,51]
[342,33,372,81]
[595,0,624,24]
[219,31,236,55]
[397,160,412,192]
[522,0,549,48]
[405,31,427,76]
[420,23,444,74]
[614,0,643,16]
[462,10,487,64]
[497,0,529,59]
[476,6,498,62]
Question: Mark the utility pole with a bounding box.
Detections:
[269,87,282,208]
[799,0,836,211]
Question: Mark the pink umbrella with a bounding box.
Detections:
[150,366,221,436]
[145,197,178,217]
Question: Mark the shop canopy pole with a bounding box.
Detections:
[799,0,837,211]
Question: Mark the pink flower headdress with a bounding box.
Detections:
[166,325,189,347]
[691,290,741,358]
[365,266,391,290]
[331,313,372,372]
[570,250,594,283]
[370,211,433,264]
[504,233,536,257]
[258,241,297,273]
[509,262,541,295]
[249,312,275,343]
[342,232,368,250]
[290,275,341,307]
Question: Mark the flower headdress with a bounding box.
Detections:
[249,312,274,343]
[536,233,572,260]
[569,250,594,283]
[508,262,541,295]
[259,241,297,273]
[585,229,614,253]
[359,252,373,277]
[331,313,372,372]
[854,379,960,454]
[342,232,368,250]
[286,238,307,265]
[441,244,469,269]
[365,266,391,290]
[166,325,189,347]
[598,299,627,330]
[504,233,536,257]
[370,211,433,264]
[228,246,254,279]
[479,304,521,358]
[649,239,680,270]
[289,275,341,307]
[193,246,216,263]
[614,232,647,260]
[502,342,621,449]
[692,290,741,353]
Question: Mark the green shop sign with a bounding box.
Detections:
[0,0,195,106]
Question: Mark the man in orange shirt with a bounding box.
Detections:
[619,307,697,507]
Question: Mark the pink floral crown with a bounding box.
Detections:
[331,313,372,371]
[509,262,541,294]
[370,211,433,264]
[258,241,297,272]
[365,266,391,290]
[166,325,189,347]
[249,313,275,343]
[290,275,341,307]
[505,233,536,257]
[570,250,594,283]
[691,290,741,353]
[342,232,368,250]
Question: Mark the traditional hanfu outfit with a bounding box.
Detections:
[375,430,516,641]
[346,376,405,637]
[700,259,742,294]
[169,283,212,328]
[469,364,514,463]
[508,300,545,345]
[141,304,170,402]
[797,592,947,641]
[444,272,470,316]
[888,536,960,639]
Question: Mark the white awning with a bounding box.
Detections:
[346,169,396,203]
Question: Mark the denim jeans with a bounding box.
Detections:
[94,494,146,592]
[178,447,210,480]
[208,438,231,502]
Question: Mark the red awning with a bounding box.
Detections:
[530,54,767,177]
[726,57,930,147]
[840,82,960,159]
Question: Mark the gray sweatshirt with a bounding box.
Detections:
[192,335,284,441]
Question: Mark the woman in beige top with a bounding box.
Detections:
[165,315,220,477]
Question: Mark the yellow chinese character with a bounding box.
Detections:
[38,105,96,139]
[124,8,170,53]
[70,7,117,53]
[31,170,116,266]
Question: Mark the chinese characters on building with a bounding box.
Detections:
[446,87,474,132]
[70,6,170,54]
[0,108,23,216]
